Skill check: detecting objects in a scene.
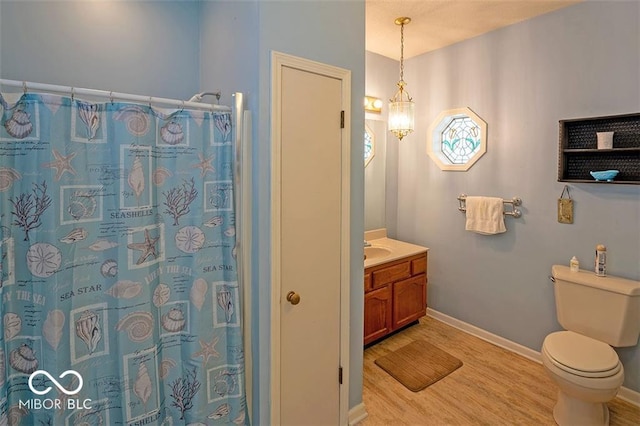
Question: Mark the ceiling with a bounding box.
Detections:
[366,0,582,60]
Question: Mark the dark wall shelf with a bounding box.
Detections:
[558,113,640,185]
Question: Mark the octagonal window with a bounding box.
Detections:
[427,107,487,171]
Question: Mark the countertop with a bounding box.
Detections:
[364,237,429,269]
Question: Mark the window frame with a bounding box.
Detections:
[426,107,487,171]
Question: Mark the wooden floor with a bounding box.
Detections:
[360,316,640,426]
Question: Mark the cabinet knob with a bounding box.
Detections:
[286,291,301,305]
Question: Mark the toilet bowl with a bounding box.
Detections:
[544,266,640,426]
[542,331,624,426]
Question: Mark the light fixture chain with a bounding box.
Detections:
[399,21,405,82]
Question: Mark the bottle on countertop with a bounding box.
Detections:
[595,244,607,277]
[570,256,579,272]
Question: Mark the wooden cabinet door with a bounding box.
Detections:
[392,274,426,329]
[364,285,392,345]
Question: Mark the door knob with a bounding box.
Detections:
[286,291,301,305]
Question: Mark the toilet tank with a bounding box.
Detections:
[551,265,640,347]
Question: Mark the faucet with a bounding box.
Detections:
[364,240,372,248]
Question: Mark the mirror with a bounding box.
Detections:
[364,118,387,231]
[365,123,375,167]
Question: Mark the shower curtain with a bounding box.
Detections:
[0,92,248,425]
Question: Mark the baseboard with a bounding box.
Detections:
[618,387,640,407]
[427,308,542,363]
[348,402,368,425]
[426,308,640,408]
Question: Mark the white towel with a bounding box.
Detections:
[465,196,507,235]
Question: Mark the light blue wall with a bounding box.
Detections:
[201,1,366,422]
[385,1,640,391]
[0,0,201,100]
[199,0,259,110]
[254,1,366,421]
[2,1,366,423]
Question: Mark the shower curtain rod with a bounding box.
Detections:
[0,79,231,112]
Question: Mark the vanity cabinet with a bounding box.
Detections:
[364,252,427,345]
[363,285,392,344]
[393,274,427,329]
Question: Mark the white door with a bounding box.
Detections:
[271,52,351,426]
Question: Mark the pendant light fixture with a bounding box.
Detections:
[388,16,414,141]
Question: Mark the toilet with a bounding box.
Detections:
[542,265,640,426]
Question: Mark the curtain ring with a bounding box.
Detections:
[148,96,152,108]
[22,81,27,95]
[71,87,75,101]
[109,91,114,104]
[180,100,185,113]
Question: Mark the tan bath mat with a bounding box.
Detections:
[375,340,463,392]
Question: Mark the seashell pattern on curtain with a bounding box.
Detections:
[0,92,248,425]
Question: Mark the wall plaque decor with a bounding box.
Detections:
[558,185,574,224]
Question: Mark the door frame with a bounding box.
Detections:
[270,51,351,425]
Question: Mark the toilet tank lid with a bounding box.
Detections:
[552,265,640,296]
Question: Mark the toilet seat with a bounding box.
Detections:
[543,331,621,378]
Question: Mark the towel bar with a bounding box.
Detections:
[457,194,522,218]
